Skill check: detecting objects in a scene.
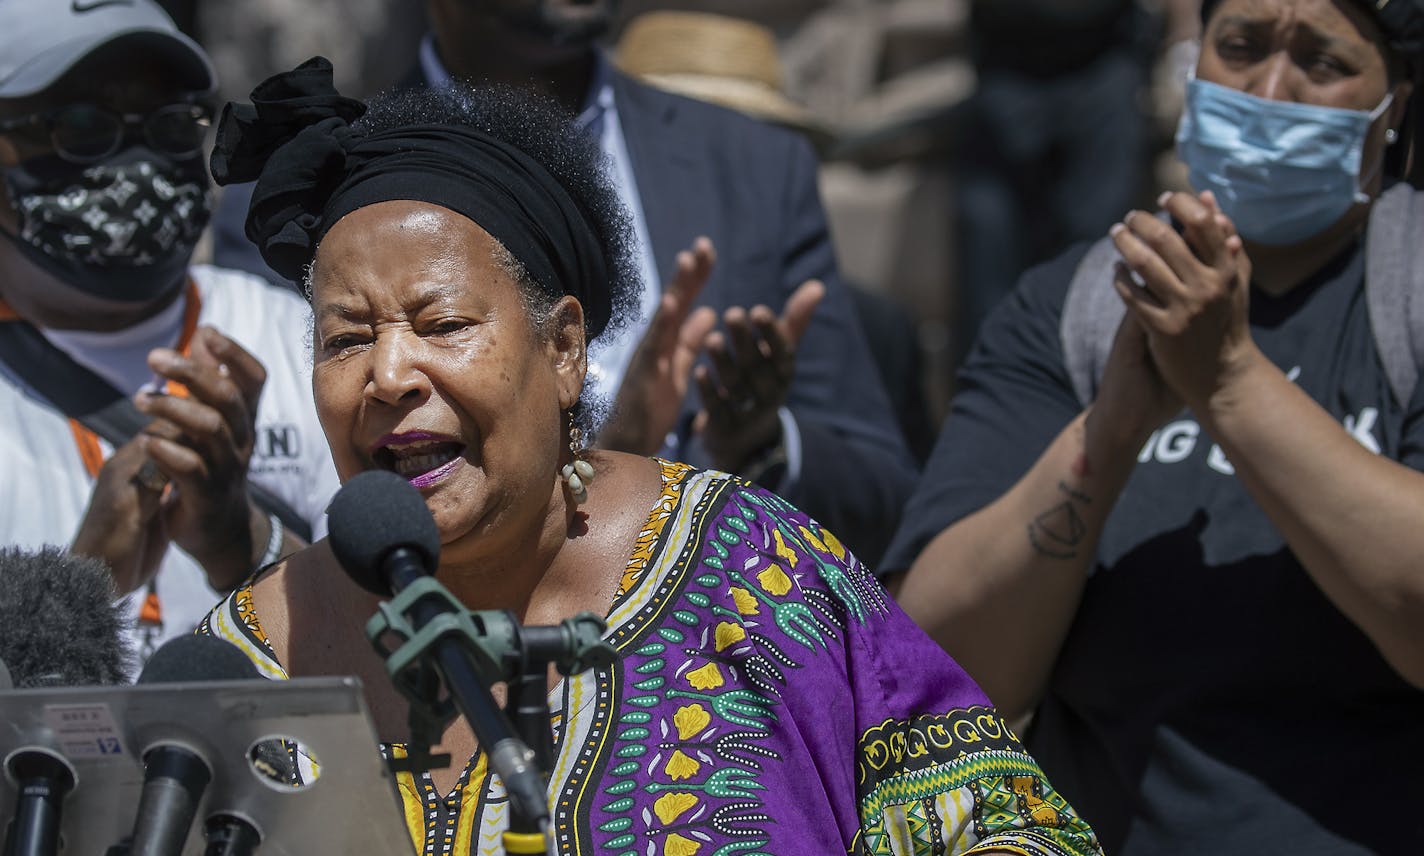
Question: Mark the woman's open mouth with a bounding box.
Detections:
[373,435,466,488]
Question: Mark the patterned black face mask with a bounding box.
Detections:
[3,148,211,303]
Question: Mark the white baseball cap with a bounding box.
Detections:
[0,0,216,99]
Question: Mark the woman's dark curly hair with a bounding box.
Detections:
[320,83,642,429]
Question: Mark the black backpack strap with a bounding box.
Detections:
[1061,235,1128,409]
[0,320,312,541]
[0,319,147,437]
[1364,182,1424,409]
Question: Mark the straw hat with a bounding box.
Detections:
[615,11,832,148]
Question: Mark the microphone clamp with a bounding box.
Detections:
[364,578,616,775]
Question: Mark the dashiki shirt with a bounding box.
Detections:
[203,461,1102,856]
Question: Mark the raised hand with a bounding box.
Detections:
[71,431,171,594]
[135,325,269,590]
[694,279,824,474]
[600,237,719,455]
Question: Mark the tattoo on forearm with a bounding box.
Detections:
[1027,481,1091,560]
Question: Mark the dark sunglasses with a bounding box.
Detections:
[0,102,213,164]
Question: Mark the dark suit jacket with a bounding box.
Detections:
[210,64,918,566]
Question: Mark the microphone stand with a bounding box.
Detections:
[505,615,615,778]
[366,580,616,856]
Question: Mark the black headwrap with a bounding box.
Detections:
[1200,0,1424,65]
[210,57,614,339]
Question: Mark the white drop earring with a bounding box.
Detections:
[1386,128,1399,145]
[561,424,595,503]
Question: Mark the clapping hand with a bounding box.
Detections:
[600,237,720,455]
[694,279,823,473]
[1110,190,1256,411]
[600,235,824,476]
[71,431,171,594]
[135,326,269,591]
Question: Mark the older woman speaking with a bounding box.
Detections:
[200,59,1101,856]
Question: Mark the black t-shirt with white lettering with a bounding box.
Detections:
[881,239,1424,854]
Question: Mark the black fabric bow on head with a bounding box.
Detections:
[1377,0,1424,61]
[210,58,367,283]
[209,57,614,338]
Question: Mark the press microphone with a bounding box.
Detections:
[327,470,549,831]
[124,635,259,856]
[3,750,74,856]
[0,546,133,689]
[1,547,131,856]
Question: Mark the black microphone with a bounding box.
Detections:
[3,750,75,856]
[124,635,258,856]
[327,470,549,831]
[201,813,262,856]
[0,547,131,856]
[0,546,133,689]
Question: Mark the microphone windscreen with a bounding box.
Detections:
[327,470,441,596]
[0,546,133,687]
[137,634,258,684]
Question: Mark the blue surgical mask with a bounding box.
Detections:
[1175,77,1393,246]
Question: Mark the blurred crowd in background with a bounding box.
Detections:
[9,2,1424,851]
[156,0,1203,451]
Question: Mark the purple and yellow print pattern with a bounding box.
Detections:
[203,462,1102,855]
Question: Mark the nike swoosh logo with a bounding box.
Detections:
[71,0,134,12]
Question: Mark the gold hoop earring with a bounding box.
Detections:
[560,424,595,503]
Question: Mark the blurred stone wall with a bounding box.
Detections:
[786,0,971,419]
[194,0,427,102]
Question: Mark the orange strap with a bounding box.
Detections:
[1,283,202,633]
[138,588,164,626]
[161,280,203,400]
[0,281,203,478]
[0,280,202,477]
[82,285,201,629]
[68,420,107,478]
